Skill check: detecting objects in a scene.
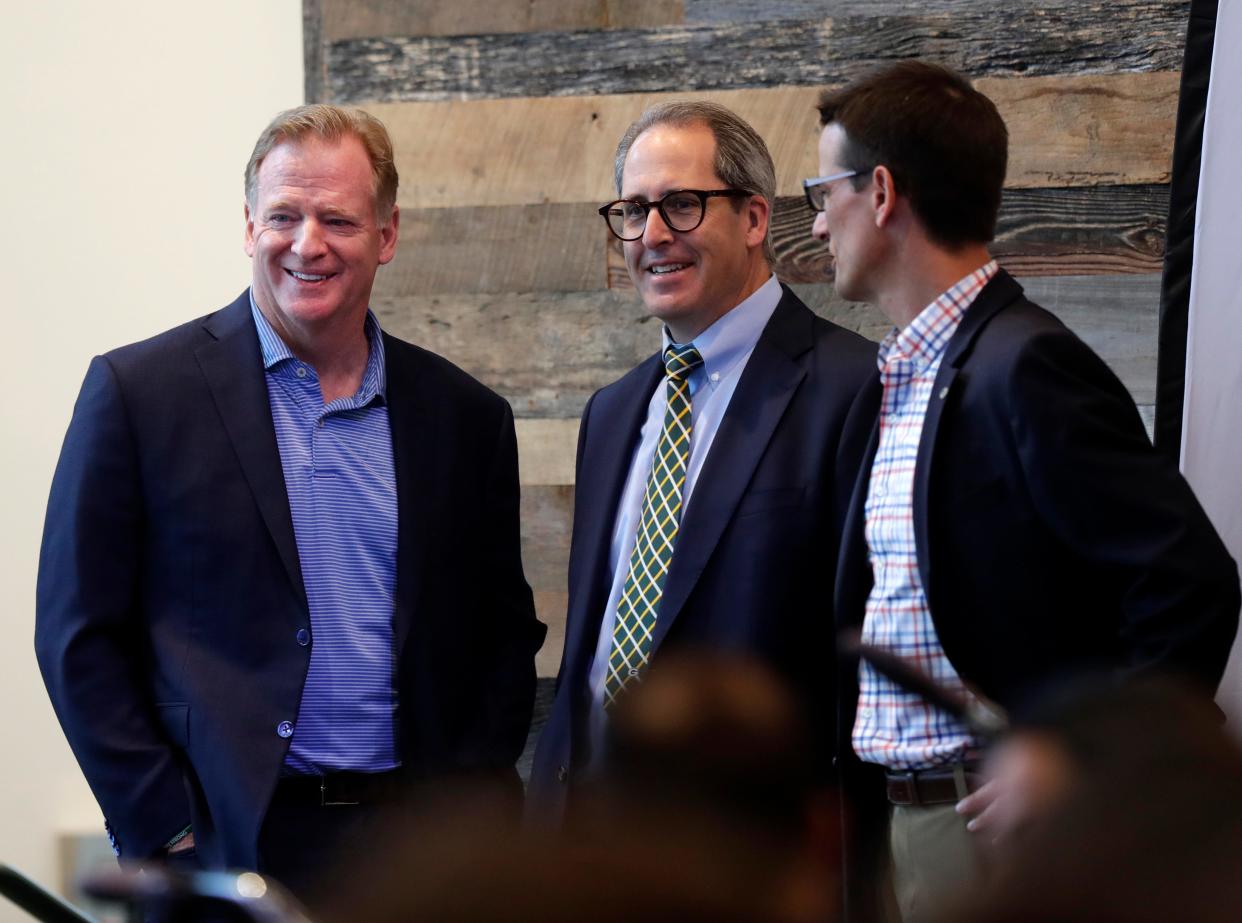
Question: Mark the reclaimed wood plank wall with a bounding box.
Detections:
[305,0,1186,678]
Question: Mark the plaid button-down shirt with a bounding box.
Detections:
[852,261,998,770]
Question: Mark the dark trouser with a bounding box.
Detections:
[257,772,406,913]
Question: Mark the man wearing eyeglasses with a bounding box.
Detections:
[812,62,1239,922]
[528,101,879,822]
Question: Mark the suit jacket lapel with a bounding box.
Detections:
[382,336,436,655]
[196,292,307,612]
[561,356,663,690]
[912,269,1023,600]
[836,418,880,631]
[649,289,812,654]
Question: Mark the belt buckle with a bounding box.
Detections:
[888,770,920,806]
[319,776,360,807]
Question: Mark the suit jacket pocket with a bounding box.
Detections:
[155,702,190,748]
[734,486,806,518]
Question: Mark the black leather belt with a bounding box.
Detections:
[273,770,405,807]
[885,764,983,806]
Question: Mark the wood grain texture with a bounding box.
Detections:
[521,484,573,591]
[372,289,661,418]
[323,2,1185,103]
[376,273,1159,417]
[319,0,683,42]
[683,0,1102,21]
[303,0,324,108]
[520,484,574,676]
[533,591,568,678]
[516,419,580,485]
[375,204,607,296]
[772,184,1170,285]
[380,184,1166,299]
[983,73,1179,188]
[372,74,1178,210]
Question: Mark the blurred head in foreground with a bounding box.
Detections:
[946,677,1242,923]
[323,656,841,923]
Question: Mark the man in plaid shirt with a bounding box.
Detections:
[807,61,1239,922]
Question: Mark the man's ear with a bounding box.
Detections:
[870,166,898,229]
[244,201,256,257]
[378,205,400,266]
[744,194,771,250]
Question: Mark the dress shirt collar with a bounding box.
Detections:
[661,273,782,393]
[249,289,388,405]
[877,260,998,374]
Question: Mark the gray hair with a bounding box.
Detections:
[613,101,777,265]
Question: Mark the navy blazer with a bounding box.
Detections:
[832,269,1240,917]
[35,291,545,867]
[528,286,878,821]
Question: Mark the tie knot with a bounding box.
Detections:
[664,344,703,380]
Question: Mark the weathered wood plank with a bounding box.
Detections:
[375,274,1159,417]
[793,273,1160,404]
[772,184,1170,285]
[372,290,662,418]
[520,484,573,591]
[516,418,580,485]
[381,184,1166,298]
[982,75,1178,188]
[520,484,574,676]
[371,74,1178,210]
[376,204,606,297]
[325,2,1185,103]
[533,591,568,678]
[319,0,683,42]
[303,0,324,104]
[993,186,1169,277]
[683,0,1129,23]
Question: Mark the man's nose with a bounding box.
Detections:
[811,211,829,242]
[641,205,675,248]
[292,219,328,258]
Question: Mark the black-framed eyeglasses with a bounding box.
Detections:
[598,188,754,241]
[802,170,861,212]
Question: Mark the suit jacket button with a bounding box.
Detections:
[295,628,310,646]
[277,721,294,738]
[556,765,569,783]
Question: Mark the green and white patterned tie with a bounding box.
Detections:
[604,343,704,707]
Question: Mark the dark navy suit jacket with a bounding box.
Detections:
[832,269,1240,918]
[528,286,878,821]
[35,291,545,867]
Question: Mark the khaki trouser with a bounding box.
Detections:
[888,796,985,923]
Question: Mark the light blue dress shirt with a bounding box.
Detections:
[585,274,783,762]
[250,295,400,775]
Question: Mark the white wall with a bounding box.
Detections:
[1184,0,1242,728]
[0,2,302,912]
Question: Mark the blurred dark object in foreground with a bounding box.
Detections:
[945,676,1242,923]
[321,655,841,923]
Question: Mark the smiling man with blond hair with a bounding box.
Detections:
[36,104,544,905]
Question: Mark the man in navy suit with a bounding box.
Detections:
[813,62,1239,922]
[35,104,544,901]
[528,101,878,821]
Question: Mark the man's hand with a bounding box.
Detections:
[956,734,1074,846]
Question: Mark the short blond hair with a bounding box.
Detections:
[245,104,398,222]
